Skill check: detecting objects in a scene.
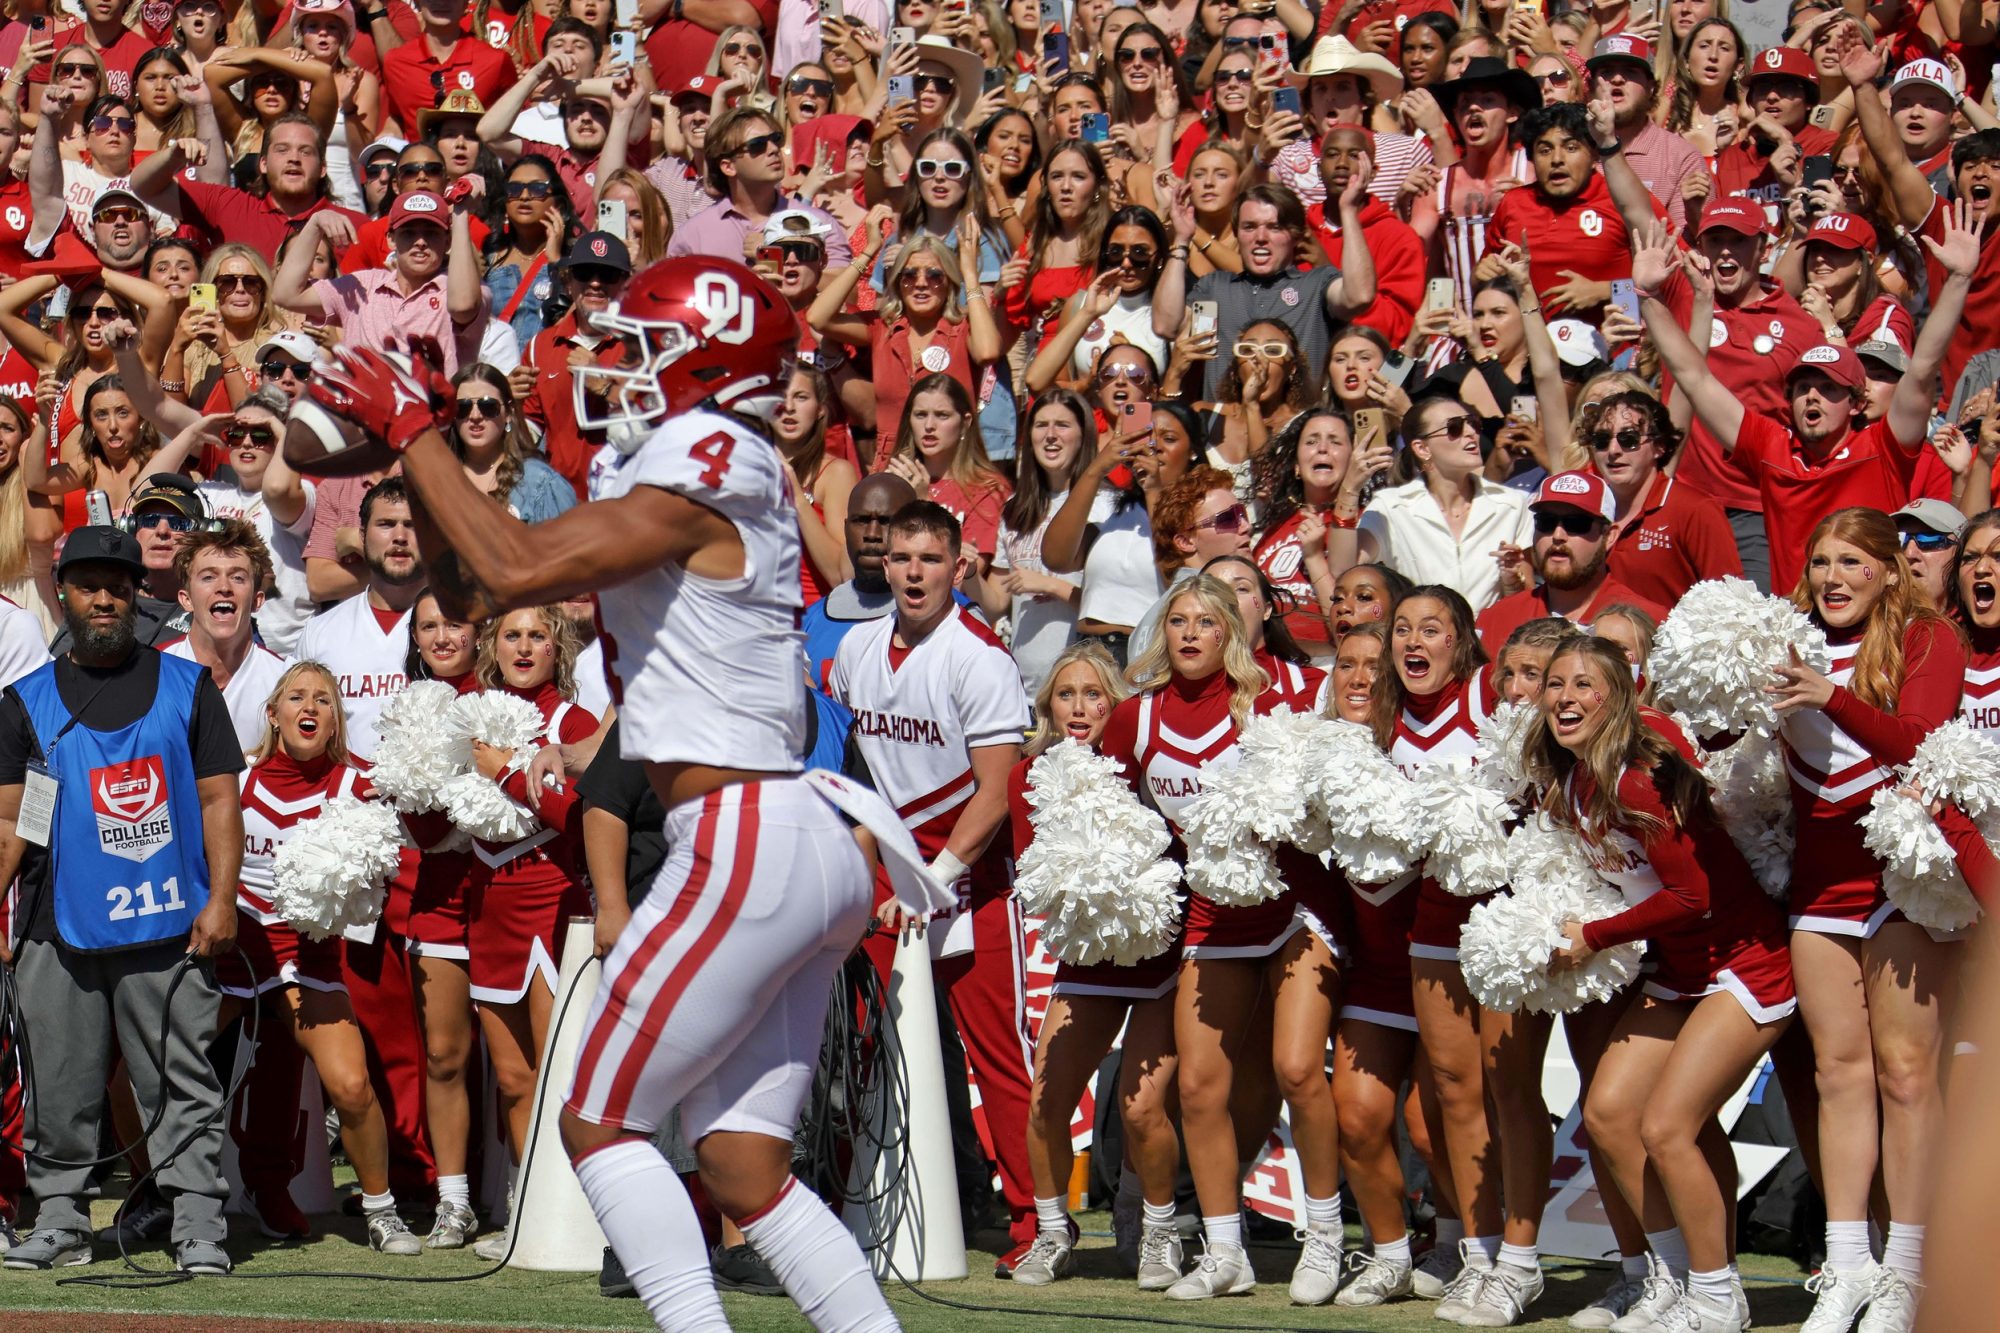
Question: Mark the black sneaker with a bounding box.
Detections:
[600,1245,635,1298]
[712,1242,784,1295]
[97,1185,171,1247]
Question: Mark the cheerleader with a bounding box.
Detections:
[1006,642,1182,1291]
[1367,585,1506,1314]
[462,605,600,1259]
[1954,511,2000,744]
[220,662,420,1255]
[1533,634,1796,1333]
[1098,575,1327,1301]
[396,591,482,1249]
[1769,508,1966,1332]
[1202,554,1331,712]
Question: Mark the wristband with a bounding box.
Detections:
[929,850,970,886]
[1596,138,1621,155]
[1329,509,1359,529]
[158,379,186,394]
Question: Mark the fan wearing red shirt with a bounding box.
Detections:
[1713,46,1838,212]
[379,0,518,137]
[1582,389,1743,607]
[641,0,780,111]
[1475,471,1668,654]
[1306,127,1424,345]
[129,115,364,262]
[1636,203,1980,596]
[1482,102,1661,322]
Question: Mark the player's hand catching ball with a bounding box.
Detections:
[288,337,455,477]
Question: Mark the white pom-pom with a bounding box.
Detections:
[1862,786,1982,932]
[1704,731,1794,901]
[272,794,407,941]
[1180,712,1326,904]
[370,680,468,813]
[1472,700,1537,796]
[439,690,549,843]
[440,770,543,844]
[1411,764,1514,897]
[1458,889,1553,1012]
[1905,719,2000,821]
[1305,720,1427,882]
[446,689,545,752]
[1474,816,1645,1014]
[1014,741,1184,965]
[1652,578,1830,739]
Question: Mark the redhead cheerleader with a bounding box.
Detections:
[220,662,420,1255]
[1769,508,1967,1333]
[394,592,483,1249]
[1954,511,2000,744]
[1006,642,1183,1290]
[1099,574,1334,1301]
[463,605,599,1259]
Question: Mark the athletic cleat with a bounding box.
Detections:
[1335,1248,1415,1307]
[1414,1240,1463,1299]
[1856,1268,1916,1333]
[366,1209,424,1256]
[1612,1256,1685,1332]
[712,1241,785,1294]
[1800,1262,1881,1333]
[175,1238,232,1274]
[1112,1189,1142,1276]
[4,1229,91,1269]
[600,1245,635,1298]
[426,1200,478,1250]
[1137,1223,1184,1291]
[253,1183,311,1240]
[1164,1241,1256,1299]
[1573,1271,1648,1328]
[1009,1227,1078,1287]
[1460,1261,1546,1326]
[97,1186,171,1248]
[1288,1227,1343,1305]
[1435,1242,1489,1321]
[1670,1288,1747,1332]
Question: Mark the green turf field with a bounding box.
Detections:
[0,1200,1821,1331]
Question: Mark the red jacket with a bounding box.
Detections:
[1306,197,1424,346]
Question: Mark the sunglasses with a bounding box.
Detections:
[216,273,264,292]
[562,99,608,118]
[365,159,397,178]
[1117,45,1164,63]
[1214,67,1256,84]
[1103,243,1155,265]
[898,266,949,285]
[1588,427,1650,453]
[915,156,970,179]
[505,179,553,199]
[1097,362,1154,382]
[260,357,311,377]
[1193,502,1250,534]
[456,396,505,421]
[721,40,763,56]
[223,423,278,447]
[914,73,957,93]
[90,115,136,134]
[1221,34,1255,48]
[1234,340,1289,358]
[1902,529,1956,551]
[94,206,143,225]
[787,76,835,97]
[1415,414,1473,441]
[730,130,783,157]
[570,265,625,286]
[54,62,97,78]
[770,238,824,262]
[82,304,121,321]
[131,511,196,532]
[1535,68,1572,86]
[398,161,444,179]
[1533,511,1604,536]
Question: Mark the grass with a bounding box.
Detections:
[0,1201,1822,1331]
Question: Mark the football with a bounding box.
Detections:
[284,397,400,478]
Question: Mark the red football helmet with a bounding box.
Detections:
[573,255,797,453]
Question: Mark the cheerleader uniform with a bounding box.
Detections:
[1781,622,1965,937]
[394,672,477,961]
[1959,626,2000,744]
[219,752,369,998]
[463,682,598,1005]
[1007,757,1178,1001]
[1394,667,1498,961]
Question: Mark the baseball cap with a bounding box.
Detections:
[1696,197,1768,236]
[1587,34,1655,74]
[674,73,725,101]
[91,188,147,218]
[1893,498,1968,538]
[1532,470,1617,522]
[1786,343,1865,391]
[1746,46,1818,91]
[56,525,147,580]
[763,209,833,245]
[257,330,324,367]
[1889,57,1958,101]
[127,473,209,523]
[358,135,408,168]
[386,190,449,231]
[1853,338,1909,376]
[1548,318,1611,369]
[1805,211,1877,252]
[561,230,632,273]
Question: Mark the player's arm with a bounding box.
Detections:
[937,741,1021,873]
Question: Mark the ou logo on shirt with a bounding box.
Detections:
[1578,209,1603,238]
[3,207,21,232]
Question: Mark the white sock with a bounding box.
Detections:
[1647,1228,1690,1283]
[1883,1222,1924,1282]
[1034,1196,1070,1235]
[1304,1193,1341,1233]
[436,1174,469,1207]
[361,1190,394,1215]
[1377,1232,1412,1268]
[1825,1220,1872,1271]
[1622,1254,1651,1280]
[1203,1212,1243,1250]
[574,1140,729,1332]
[1435,1217,1466,1251]
[1469,1234,1501,1267]
[1689,1266,1734,1306]
[1143,1199,1176,1228]
[740,1177,899,1333]
[1498,1241,1538,1273]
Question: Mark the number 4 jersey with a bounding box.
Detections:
[586,409,808,772]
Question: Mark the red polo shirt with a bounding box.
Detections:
[1484,172,1662,321]
[1306,196,1425,345]
[1732,411,1927,595]
[174,182,364,264]
[380,36,517,136]
[521,312,607,500]
[1602,472,1744,608]
[1476,577,1669,655]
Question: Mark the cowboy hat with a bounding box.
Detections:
[909,35,984,126]
[1430,54,1541,118]
[1290,35,1402,103]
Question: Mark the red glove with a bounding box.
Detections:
[308,338,455,454]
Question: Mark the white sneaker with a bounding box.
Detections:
[1436,1243,1490,1322]
[1414,1241,1462,1299]
[1136,1223,1184,1291]
[1288,1227,1342,1305]
[1459,1261,1545,1327]
[1856,1268,1917,1333]
[1112,1190,1142,1277]
[1671,1288,1747,1333]
[1611,1257,1685,1332]
[1573,1271,1647,1328]
[1336,1248,1416,1307]
[1164,1241,1255,1300]
[1800,1262,1882,1333]
[1008,1229,1075,1287]
[1733,1275,1753,1329]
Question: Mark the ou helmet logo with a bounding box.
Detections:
[1578,209,1603,237]
[691,272,754,344]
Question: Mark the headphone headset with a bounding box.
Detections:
[116,473,226,536]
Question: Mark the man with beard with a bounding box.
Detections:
[1584,36,1706,230]
[0,526,242,1275]
[1476,471,1668,652]
[130,113,362,265]
[801,471,920,691]
[1637,209,1977,595]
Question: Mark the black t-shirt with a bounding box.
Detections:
[575,718,668,909]
[0,648,245,944]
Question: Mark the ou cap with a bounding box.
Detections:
[561,230,633,273]
[1787,343,1865,391]
[1531,470,1617,522]
[1548,318,1611,369]
[1746,45,1819,96]
[1806,211,1877,251]
[1893,497,1968,539]
[257,329,324,368]
[387,190,449,230]
[1696,197,1768,236]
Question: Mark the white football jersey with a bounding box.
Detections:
[293,593,412,762]
[164,638,292,754]
[587,409,806,770]
[0,595,49,689]
[830,605,1029,856]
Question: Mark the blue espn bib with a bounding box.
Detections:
[14,653,212,952]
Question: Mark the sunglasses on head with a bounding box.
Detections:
[223,422,278,447]
[787,76,835,97]
[914,73,956,93]
[398,161,444,179]
[1588,427,1650,453]
[217,273,264,292]
[1234,340,1289,358]
[1117,45,1164,63]
[456,396,505,421]
[1533,510,1603,537]
[731,130,783,157]
[1103,243,1155,265]
[90,115,136,134]
[914,156,969,179]
[1194,502,1250,534]
[1221,34,1255,47]
[1902,528,1955,551]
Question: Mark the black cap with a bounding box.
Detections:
[561,230,633,274]
[57,526,148,580]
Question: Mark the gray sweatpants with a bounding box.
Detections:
[14,938,228,1243]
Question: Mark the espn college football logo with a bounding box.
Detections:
[93,756,175,864]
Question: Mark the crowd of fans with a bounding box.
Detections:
[0,0,1999,1325]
